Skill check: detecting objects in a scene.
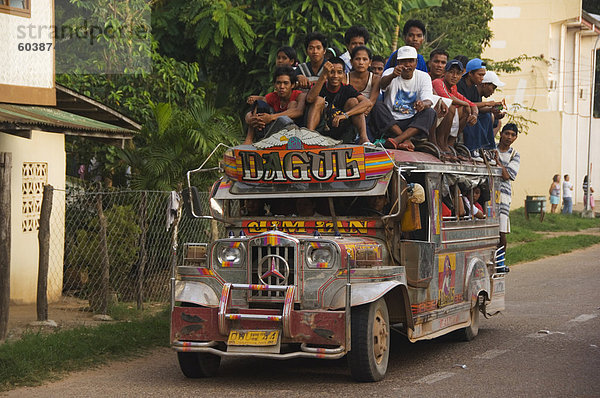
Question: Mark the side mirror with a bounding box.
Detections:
[182,186,204,218]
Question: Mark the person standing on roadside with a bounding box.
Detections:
[549,174,561,213]
[495,123,520,273]
[562,174,573,214]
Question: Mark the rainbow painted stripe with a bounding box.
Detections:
[316,262,329,269]
[221,261,235,268]
[364,151,394,177]
[197,267,214,276]
[309,241,322,249]
[262,234,281,246]
[229,241,242,248]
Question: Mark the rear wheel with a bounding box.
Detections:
[177,352,221,378]
[348,298,390,382]
[458,300,480,341]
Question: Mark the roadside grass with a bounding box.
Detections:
[0,308,169,391]
[506,234,600,265]
[506,208,600,265]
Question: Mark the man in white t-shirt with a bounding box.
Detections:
[370,46,437,150]
[562,174,573,214]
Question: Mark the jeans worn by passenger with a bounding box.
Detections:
[463,112,495,151]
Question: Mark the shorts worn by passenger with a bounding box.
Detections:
[499,213,510,233]
[369,101,436,141]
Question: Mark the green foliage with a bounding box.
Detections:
[182,0,255,62]
[66,204,141,291]
[0,311,168,391]
[486,54,548,74]
[118,102,241,190]
[407,0,493,58]
[56,0,152,74]
[503,103,538,135]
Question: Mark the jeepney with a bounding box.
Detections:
[171,126,506,382]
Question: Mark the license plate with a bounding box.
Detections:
[227,330,280,346]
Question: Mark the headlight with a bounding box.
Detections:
[215,242,245,267]
[306,243,335,269]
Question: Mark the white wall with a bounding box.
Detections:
[0,0,54,88]
[0,130,65,304]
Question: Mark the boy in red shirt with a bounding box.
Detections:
[244,66,307,144]
[432,59,478,152]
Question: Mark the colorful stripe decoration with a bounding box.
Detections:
[229,241,241,248]
[221,261,235,268]
[310,241,322,249]
[262,234,281,247]
[364,151,394,178]
[223,153,238,179]
[316,262,329,269]
[196,267,214,276]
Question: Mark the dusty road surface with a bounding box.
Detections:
[5,245,600,397]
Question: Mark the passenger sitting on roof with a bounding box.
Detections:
[305,58,371,144]
[370,55,386,77]
[383,19,428,73]
[346,46,381,111]
[296,32,328,89]
[276,46,298,68]
[340,26,370,73]
[369,46,436,151]
[432,59,478,154]
[244,66,307,144]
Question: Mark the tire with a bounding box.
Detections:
[348,298,390,382]
[177,352,221,378]
[458,300,480,342]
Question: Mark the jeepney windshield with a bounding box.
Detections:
[228,195,394,219]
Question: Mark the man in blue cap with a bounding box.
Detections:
[457,58,494,160]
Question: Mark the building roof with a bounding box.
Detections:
[0,103,137,140]
[55,84,142,131]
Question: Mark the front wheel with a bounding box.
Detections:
[347,298,390,382]
[177,352,221,378]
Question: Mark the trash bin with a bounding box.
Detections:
[524,195,546,221]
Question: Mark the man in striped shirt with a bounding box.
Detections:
[494,123,520,272]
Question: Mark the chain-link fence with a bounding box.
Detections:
[48,186,213,313]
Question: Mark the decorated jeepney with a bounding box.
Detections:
[171,126,506,382]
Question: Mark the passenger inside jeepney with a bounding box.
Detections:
[462,185,486,219]
[295,198,324,217]
[243,199,266,217]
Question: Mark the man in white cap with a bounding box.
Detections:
[370,45,437,150]
[479,70,506,142]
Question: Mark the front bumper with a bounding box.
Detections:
[171,305,347,359]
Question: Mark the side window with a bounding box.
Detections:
[0,0,30,17]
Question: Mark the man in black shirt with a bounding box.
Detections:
[306,57,371,143]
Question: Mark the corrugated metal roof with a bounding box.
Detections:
[0,103,137,137]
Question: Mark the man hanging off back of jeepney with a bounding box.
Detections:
[243,66,307,144]
[369,46,437,150]
[305,57,371,144]
[495,123,520,273]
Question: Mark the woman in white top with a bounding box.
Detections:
[345,46,381,113]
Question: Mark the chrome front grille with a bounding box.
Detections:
[250,245,296,299]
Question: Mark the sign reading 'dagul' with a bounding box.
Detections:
[235,147,365,184]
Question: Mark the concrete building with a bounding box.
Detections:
[0,0,138,304]
[483,0,599,211]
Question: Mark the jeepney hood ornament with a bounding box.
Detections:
[254,125,342,149]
